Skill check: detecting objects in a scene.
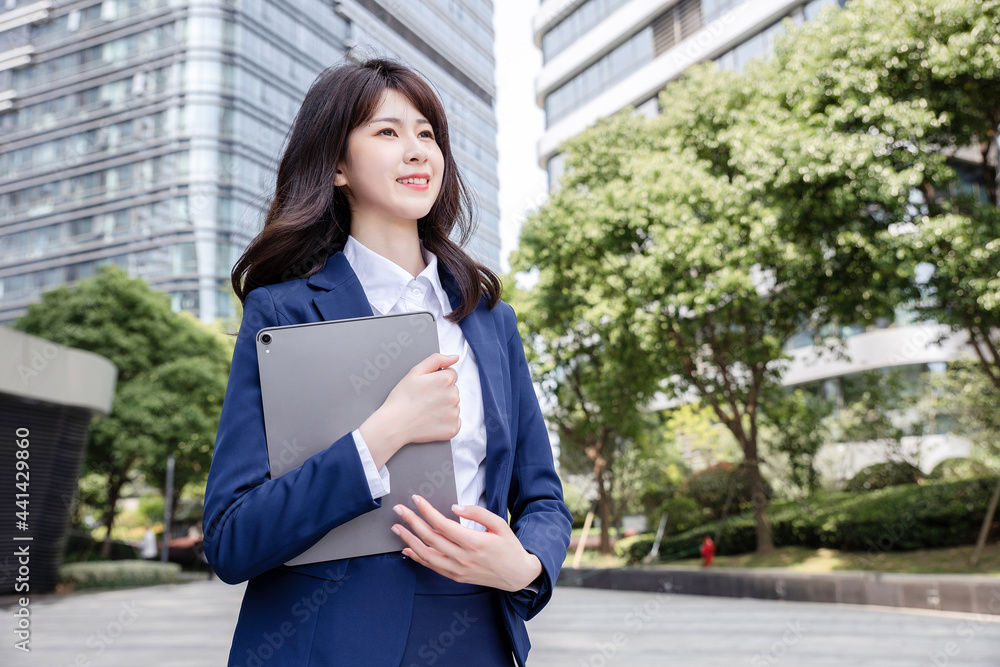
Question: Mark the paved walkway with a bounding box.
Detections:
[2,579,999,666]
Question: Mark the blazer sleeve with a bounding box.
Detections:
[499,304,573,621]
[202,287,381,584]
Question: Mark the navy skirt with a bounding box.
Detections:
[398,563,515,667]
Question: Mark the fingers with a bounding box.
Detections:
[393,496,468,550]
[450,503,507,534]
[413,352,459,376]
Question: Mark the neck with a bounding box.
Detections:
[350,219,425,278]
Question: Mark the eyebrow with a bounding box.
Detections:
[367,116,431,126]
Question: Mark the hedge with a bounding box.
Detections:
[614,478,997,564]
[60,561,182,589]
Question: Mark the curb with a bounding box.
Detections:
[557,567,1000,615]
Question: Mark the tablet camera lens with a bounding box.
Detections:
[261,333,272,344]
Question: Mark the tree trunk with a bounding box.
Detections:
[585,432,613,555]
[100,470,124,558]
[743,439,774,554]
[971,474,1000,566]
[596,470,612,555]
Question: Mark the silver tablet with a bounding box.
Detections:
[255,311,458,565]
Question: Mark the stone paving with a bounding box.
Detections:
[1,578,999,666]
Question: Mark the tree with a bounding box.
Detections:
[514,89,816,552]
[14,266,230,553]
[933,360,1000,564]
[764,0,1000,385]
[507,172,663,554]
[133,355,229,515]
[514,0,999,555]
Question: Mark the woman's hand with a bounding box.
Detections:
[391,495,543,593]
[359,353,461,468]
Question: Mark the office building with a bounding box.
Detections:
[0,0,499,324]
[533,0,979,481]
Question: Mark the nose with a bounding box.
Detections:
[404,135,428,163]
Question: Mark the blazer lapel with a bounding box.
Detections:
[440,270,512,513]
[308,252,374,322]
[311,253,513,512]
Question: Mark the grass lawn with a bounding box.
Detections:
[564,542,1000,575]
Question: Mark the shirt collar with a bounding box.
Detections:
[342,235,452,316]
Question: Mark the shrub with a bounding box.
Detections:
[845,461,923,492]
[682,462,772,519]
[651,496,713,535]
[63,531,139,564]
[615,478,995,563]
[929,457,993,481]
[60,561,181,589]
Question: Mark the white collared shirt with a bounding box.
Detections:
[344,235,489,530]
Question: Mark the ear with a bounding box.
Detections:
[333,166,348,188]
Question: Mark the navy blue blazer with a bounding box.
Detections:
[203,251,572,666]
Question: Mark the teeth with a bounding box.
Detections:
[398,178,428,184]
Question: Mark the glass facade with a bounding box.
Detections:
[715,0,845,72]
[540,0,848,129]
[545,27,653,127]
[0,0,499,323]
[541,0,631,63]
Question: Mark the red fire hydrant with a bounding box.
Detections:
[700,535,715,567]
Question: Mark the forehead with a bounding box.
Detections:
[366,89,430,124]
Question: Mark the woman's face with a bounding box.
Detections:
[335,89,445,230]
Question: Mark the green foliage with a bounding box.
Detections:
[933,361,1000,471]
[60,561,181,589]
[760,388,832,494]
[519,0,1000,554]
[138,494,166,524]
[766,0,1000,388]
[63,531,138,563]
[681,462,772,520]
[845,461,924,492]
[617,479,995,563]
[662,403,741,469]
[929,457,994,481]
[14,266,231,540]
[651,496,713,536]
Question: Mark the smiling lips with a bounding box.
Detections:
[397,174,430,191]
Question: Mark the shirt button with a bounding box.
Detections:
[411,288,420,297]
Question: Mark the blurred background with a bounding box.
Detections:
[0,0,998,661]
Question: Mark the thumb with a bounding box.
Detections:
[413,352,459,375]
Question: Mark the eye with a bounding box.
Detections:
[419,130,435,139]
[377,127,397,137]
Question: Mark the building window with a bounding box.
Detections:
[545,27,654,127]
[546,152,567,191]
[541,0,631,63]
[652,0,703,57]
[701,0,752,25]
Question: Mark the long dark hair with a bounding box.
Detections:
[231,57,501,322]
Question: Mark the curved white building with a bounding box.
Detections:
[532,0,978,483]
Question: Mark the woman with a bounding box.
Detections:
[203,57,572,667]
